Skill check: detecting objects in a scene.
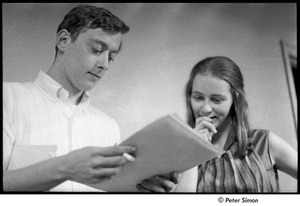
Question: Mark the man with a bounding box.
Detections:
[3,4,136,192]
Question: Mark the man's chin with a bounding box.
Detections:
[81,83,97,92]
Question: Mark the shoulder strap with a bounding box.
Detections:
[249,129,280,192]
[249,129,271,168]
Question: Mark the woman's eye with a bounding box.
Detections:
[192,96,204,101]
[212,98,223,104]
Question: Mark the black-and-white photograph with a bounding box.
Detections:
[1,2,298,203]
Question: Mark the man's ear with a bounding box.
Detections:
[56,29,71,52]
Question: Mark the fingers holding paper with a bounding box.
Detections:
[61,146,136,184]
[136,171,180,193]
[194,117,217,142]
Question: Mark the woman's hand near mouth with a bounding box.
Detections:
[194,116,217,142]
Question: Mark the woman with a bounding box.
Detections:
[137,56,297,193]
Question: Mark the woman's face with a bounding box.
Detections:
[190,74,233,130]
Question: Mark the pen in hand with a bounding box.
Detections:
[123,152,135,162]
[114,143,135,162]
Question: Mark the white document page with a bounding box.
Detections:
[88,114,224,192]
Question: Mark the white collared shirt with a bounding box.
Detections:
[3,71,121,191]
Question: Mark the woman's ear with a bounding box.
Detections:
[56,29,71,52]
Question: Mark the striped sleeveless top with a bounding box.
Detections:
[197,129,280,193]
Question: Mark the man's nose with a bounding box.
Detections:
[97,52,109,71]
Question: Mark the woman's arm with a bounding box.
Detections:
[268,131,297,179]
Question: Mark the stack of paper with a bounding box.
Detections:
[88,114,224,192]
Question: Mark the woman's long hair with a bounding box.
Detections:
[185,56,250,157]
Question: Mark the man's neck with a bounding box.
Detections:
[47,60,84,105]
[69,91,84,105]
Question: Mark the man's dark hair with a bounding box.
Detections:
[55,4,130,53]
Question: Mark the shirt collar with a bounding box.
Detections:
[33,71,90,105]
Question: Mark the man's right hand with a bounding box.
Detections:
[60,145,136,185]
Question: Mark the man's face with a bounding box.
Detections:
[62,28,122,94]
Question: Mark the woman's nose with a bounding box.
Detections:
[200,102,212,116]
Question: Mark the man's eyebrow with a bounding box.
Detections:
[89,39,121,53]
[88,39,107,50]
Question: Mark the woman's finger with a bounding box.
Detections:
[151,176,175,192]
[139,180,166,193]
[195,116,212,125]
[136,184,152,193]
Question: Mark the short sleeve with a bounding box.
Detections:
[3,83,17,170]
